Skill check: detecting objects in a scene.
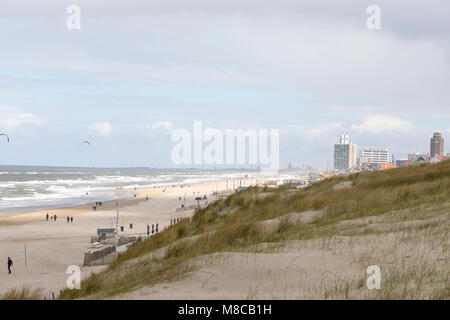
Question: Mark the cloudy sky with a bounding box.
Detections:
[0,0,449,168]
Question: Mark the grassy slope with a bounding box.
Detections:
[0,286,43,300]
[60,161,450,299]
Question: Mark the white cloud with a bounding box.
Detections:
[151,121,173,134]
[307,122,343,140]
[89,121,113,136]
[351,115,412,135]
[0,106,46,130]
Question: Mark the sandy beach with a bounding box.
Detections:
[0,177,256,298]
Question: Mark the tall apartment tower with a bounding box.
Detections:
[430,132,444,158]
[334,134,357,170]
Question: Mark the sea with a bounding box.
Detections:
[0,166,253,215]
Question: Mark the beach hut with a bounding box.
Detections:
[97,228,117,241]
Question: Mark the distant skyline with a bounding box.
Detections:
[1,1,450,169]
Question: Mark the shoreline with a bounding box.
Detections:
[0,193,133,220]
[0,177,249,222]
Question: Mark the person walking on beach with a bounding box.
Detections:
[7,257,13,274]
[67,216,69,223]
[71,217,73,223]
[46,213,49,221]
[54,214,57,221]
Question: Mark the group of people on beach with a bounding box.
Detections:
[45,213,74,223]
[92,201,103,211]
[45,213,58,221]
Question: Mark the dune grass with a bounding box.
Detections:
[60,160,450,299]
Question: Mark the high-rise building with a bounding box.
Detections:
[359,148,390,165]
[334,144,350,170]
[334,134,357,170]
[430,132,444,158]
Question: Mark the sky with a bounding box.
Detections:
[0,0,449,168]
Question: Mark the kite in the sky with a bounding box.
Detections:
[81,140,91,146]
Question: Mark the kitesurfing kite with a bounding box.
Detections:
[0,133,9,143]
[81,140,91,146]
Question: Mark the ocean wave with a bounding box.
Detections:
[0,168,253,214]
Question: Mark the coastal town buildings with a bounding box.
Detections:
[332,132,448,172]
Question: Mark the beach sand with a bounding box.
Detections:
[0,177,256,298]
